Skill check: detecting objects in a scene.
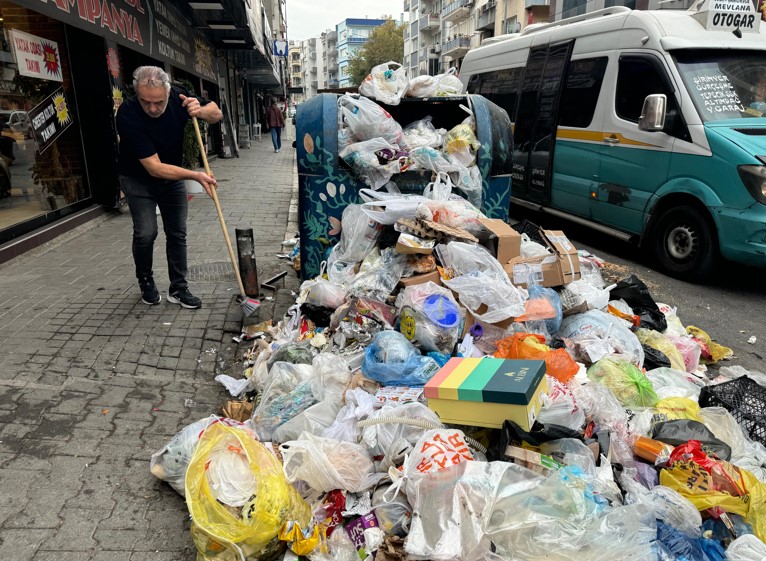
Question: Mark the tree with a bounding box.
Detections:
[348,19,406,86]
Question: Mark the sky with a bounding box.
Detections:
[286,0,406,41]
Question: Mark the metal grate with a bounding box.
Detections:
[187,262,236,282]
[734,128,766,136]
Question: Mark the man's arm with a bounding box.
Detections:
[180,94,222,124]
[139,154,217,198]
[199,101,222,124]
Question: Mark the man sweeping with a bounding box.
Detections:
[117,66,223,309]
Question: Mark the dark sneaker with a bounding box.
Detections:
[139,278,161,305]
[168,288,202,309]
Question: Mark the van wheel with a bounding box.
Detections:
[652,205,715,280]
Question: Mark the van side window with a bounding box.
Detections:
[559,57,608,128]
[616,56,690,141]
[470,67,523,121]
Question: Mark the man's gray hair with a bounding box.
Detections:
[133,66,170,93]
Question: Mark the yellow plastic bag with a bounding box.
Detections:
[636,328,686,372]
[185,420,311,561]
[660,441,766,542]
[444,123,480,166]
[686,325,733,363]
[655,397,701,421]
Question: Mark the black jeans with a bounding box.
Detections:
[119,175,188,292]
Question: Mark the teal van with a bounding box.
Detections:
[459,2,766,279]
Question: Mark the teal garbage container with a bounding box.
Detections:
[296,93,513,279]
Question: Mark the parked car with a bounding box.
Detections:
[0,110,32,139]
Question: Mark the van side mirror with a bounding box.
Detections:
[638,94,667,132]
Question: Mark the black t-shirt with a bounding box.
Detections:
[116,86,196,182]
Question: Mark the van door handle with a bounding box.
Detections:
[604,135,620,145]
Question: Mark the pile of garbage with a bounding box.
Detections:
[149,64,766,561]
[337,62,487,211]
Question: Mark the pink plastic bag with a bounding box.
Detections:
[668,335,702,373]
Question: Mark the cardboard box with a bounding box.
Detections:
[505,230,580,288]
[424,357,548,431]
[398,270,442,288]
[461,309,514,339]
[478,218,521,264]
[504,446,563,476]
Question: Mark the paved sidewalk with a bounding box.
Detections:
[0,127,300,560]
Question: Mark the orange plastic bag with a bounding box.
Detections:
[495,333,578,383]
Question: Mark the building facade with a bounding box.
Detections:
[300,37,318,98]
[0,0,285,262]
[288,41,304,105]
[321,30,338,89]
[337,18,387,87]
[404,0,550,76]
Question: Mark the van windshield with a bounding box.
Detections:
[674,49,766,121]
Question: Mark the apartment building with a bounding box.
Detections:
[288,42,305,105]
[300,37,319,98]
[322,30,340,89]
[403,0,552,76]
[338,18,388,87]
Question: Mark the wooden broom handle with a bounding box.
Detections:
[191,117,247,297]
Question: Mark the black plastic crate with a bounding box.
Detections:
[699,376,766,446]
[511,219,547,247]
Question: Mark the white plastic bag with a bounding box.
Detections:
[560,310,645,368]
[726,534,766,561]
[150,416,219,496]
[358,61,409,105]
[339,94,403,145]
[564,279,610,311]
[360,194,430,225]
[311,353,354,402]
[281,432,380,493]
[423,171,453,201]
[272,399,342,443]
[443,270,527,324]
[645,367,704,400]
[206,434,258,507]
[332,204,384,263]
[406,68,464,98]
[302,278,348,308]
[361,402,444,468]
[621,475,702,538]
[323,387,380,443]
[536,377,586,431]
[435,241,507,279]
[402,116,445,149]
[340,138,401,190]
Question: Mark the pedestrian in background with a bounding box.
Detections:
[266,98,285,153]
[116,66,223,309]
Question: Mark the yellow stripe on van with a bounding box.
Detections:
[556,129,660,148]
[556,129,603,142]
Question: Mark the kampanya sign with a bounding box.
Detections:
[18,0,217,80]
[45,0,146,46]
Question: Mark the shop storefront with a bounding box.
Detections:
[0,0,220,250]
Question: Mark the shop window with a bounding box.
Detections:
[0,3,89,236]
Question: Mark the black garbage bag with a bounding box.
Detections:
[642,343,672,370]
[610,275,667,332]
[651,419,732,460]
[300,303,334,328]
[487,419,582,461]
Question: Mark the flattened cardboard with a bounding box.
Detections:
[505,229,580,288]
[478,218,522,264]
[398,270,443,288]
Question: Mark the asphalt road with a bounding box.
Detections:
[510,209,766,375]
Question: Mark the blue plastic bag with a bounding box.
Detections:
[362,331,440,386]
[655,521,726,561]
